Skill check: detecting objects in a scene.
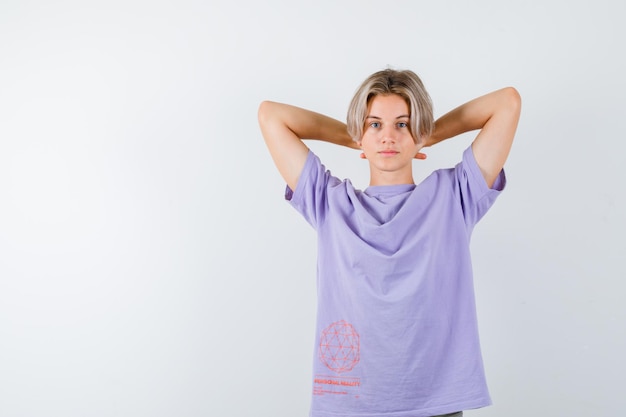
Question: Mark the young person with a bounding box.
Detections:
[258,69,521,417]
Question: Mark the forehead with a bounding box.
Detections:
[366,94,409,117]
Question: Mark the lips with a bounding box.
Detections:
[378,150,399,156]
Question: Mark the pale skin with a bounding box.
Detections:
[258,87,521,190]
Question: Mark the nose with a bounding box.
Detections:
[380,125,396,143]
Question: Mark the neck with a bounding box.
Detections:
[368,169,415,186]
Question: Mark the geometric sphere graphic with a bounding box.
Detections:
[319,320,360,373]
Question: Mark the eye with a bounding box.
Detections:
[369,122,381,128]
[397,122,408,128]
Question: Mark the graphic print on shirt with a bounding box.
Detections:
[314,320,361,397]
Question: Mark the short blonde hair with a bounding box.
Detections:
[347,69,433,144]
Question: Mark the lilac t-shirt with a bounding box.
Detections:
[286,146,505,417]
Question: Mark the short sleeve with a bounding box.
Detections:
[454,145,507,228]
[285,150,341,229]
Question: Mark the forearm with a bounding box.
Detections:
[427,87,520,187]
[259,101,358,150]
[428,87,519,146]
[259,100,360,190]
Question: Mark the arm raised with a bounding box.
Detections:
[427,87,522,187]
[257,101,357,191]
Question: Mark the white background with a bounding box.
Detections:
[1,1,624,416]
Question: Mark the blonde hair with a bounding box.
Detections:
[347,69,433,144]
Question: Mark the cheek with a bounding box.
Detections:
[359,134,373,148]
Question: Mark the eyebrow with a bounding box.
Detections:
[365,115,410,119]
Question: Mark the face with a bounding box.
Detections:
[358,94,420,185]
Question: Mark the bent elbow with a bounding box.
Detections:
[503,87,522,113]
[257,100,274,125]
